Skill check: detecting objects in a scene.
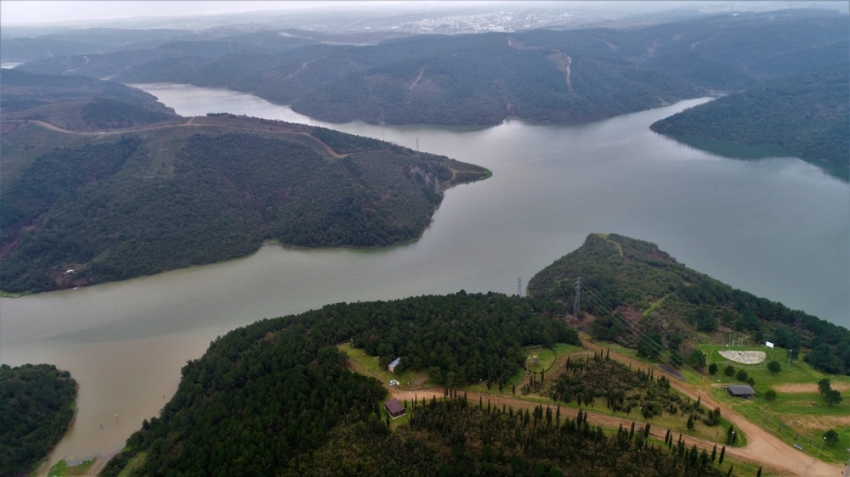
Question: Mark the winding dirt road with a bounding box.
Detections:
[581,339,843,477]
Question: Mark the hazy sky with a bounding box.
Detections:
[0,1,436,27]
[2,1,845,28]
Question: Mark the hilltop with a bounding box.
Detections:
[0,113,489,294]
[527,233,850,377]
[100,292,735,477]
[0,69,180,131]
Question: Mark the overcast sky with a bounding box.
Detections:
[2,1,845,28]
[0,1,434,27]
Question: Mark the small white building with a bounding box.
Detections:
[388,357,401,373]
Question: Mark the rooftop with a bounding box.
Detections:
[727,384,756,395]
[385,398,405,416]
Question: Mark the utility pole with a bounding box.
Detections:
[573,277,581,316]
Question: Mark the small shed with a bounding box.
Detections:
[727,384,756,399]
[384,398,406,419]
[388,357,401,373]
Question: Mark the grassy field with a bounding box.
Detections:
[524,346,556,373]
[336,342,428,390]
[696,343,850,464]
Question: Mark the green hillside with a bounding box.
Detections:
[15,10,847,130]
[100,292,727,477]
[0,69,180,131]
[527,234,850,376]
[0,116,489,293]
[0,364,77,477]
[650,64,849,166]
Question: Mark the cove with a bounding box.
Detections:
[1,84,847,474]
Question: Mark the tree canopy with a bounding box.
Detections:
[0,364,77,477]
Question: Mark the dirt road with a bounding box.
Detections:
[581,338,843,477]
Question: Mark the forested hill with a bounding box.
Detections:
[0,69,180,131]
[16,9,848,126]
[0,364,77,477]
[649,64,849,166]
[101,292,726,477]
[0,115,489,293]
[527,234,850,376]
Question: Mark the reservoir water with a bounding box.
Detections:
[2,84,847,473]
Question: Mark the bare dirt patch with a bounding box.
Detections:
[719,350,766,364]
[772,382,850,393]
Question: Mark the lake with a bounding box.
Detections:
[2,84,847,473]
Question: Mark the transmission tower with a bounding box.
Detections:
[573,277,581,315]
[517,277,522,297]
[416,137,419,151]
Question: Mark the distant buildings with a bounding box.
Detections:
[388,357,401,373]
[384,398,406,419]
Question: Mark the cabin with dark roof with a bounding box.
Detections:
[384,398,406,419]
[726,384,756,399]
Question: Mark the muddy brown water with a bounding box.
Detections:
[2,84,847,475]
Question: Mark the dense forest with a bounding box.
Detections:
[650,64,849,166]
[0,70,180,131]
[0,116,489,293]
[0,364,77,477]
[527,234,850,376]
[99,293,561,475]
[15,10,847,130]
[101,292,730,476]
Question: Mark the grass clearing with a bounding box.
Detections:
[337,342,427,389]
[117,452,147,477]
[523,346,555,373]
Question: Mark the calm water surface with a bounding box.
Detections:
[2,84,847,473]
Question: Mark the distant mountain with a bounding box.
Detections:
[16,9,847,127]
[0,28,191,62]
[650,64,849,166]
[527,233,850,376]
[0,114,488,293]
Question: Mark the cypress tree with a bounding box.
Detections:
[629,421,635,440]
[726,464,734,477]
[711,444,717,462]
[644,423,651,438]
[718,446,726,465]
[756,466,762,477]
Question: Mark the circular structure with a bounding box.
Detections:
[719,350,766,364]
